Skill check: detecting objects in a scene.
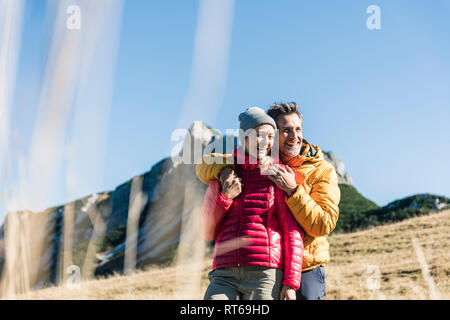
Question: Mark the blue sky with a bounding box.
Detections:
[3,0,450,218]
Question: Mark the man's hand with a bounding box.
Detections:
[219,167,243,199]
[219,166,234,185]
[280,285,296,300]
[267,164,297,197]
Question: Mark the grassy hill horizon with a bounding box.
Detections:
[336,184,450,233]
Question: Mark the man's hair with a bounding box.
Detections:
[267,102,303,124]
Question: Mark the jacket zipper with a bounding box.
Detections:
[267,185,273,267]
[236,169,246,268]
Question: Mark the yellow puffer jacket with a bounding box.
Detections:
[195,140,340,272]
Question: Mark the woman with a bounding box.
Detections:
[197,107,304,300]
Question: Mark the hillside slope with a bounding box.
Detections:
[335,184,379,233]
[336,186,450,233]
[20,210,450,300]
[325,209,449,299]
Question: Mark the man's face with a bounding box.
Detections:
[276,113,303,162]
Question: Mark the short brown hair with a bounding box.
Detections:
[267,102,302,123]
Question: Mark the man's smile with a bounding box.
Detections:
[285,141,300,149]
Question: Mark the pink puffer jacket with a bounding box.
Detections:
[197,149,304,290]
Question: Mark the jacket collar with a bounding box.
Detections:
[285,138,323,168]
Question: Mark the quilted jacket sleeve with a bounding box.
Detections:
[286,164,340,238]
[275,187,304,291]
[196,180,233,241]
[195,153,234,185]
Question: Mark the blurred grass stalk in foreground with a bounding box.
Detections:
[0,0,123,298]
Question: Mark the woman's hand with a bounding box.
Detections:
[280,285,296,300]
[219,167,243,199]
[267,164,297,197]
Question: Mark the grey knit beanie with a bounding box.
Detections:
[238,107,277,132]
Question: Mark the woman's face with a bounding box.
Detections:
[244,124,275,160]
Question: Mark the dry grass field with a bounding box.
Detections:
[325,209,449,299]
[18,209,450,300]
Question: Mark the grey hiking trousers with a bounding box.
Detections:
[204,266,283,300]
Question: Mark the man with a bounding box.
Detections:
[196,102,340,300]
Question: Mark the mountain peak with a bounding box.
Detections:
[323,151,353,185]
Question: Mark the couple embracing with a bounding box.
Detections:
[196,102,340,300]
